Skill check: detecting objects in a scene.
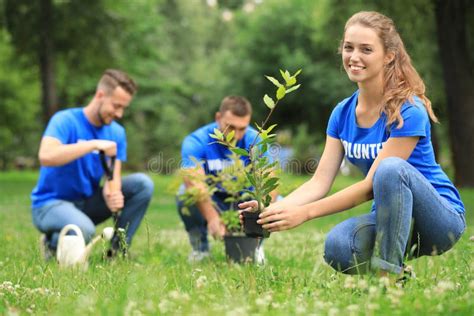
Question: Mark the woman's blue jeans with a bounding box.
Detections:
[324,157,466,275]
[32,173,154,250]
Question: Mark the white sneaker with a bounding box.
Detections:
[188,250,210,263]
[255,244,265,265]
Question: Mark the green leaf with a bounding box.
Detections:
[279,69,288,81]
[230,148,249,156]
[245,173,257,187]
[257,137,275,147]
[276,86,286,100]
[265,124,278,134]
[265,75,282,87]
[226,130,235,143]
[286,84,301,94]
[263,94,275,109]
[264,195,272,207]
[209,134,220,140]
[286,77,297,86]
[224,197,235,203]
[263,177,279,190]
[213,128,223,139]
[294,69,302,77]
[256,156,269,169]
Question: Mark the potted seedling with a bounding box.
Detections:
[216,156,262,263]
[210,69,302,238]
[179,154,260,263]
[220,203,261,263]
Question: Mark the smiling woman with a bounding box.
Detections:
[342,24,389,89]
[239,11,466,279]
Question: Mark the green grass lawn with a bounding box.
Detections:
[0,171,473,315]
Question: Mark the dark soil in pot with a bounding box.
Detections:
[242,211,270,238]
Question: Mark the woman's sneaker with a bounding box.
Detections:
[396,265,416,286]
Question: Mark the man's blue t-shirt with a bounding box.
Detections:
[31,108,127,208]
[181,122,259,174]
[326,90,465,213]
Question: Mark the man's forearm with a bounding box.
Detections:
[39,140,97,166]
[197,198,219,222]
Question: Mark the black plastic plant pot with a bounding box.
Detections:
[224,235,259,263]
[242,211,270,238]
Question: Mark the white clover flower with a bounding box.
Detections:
[226,307,247,316]
[313,301,326,310]
[469,280,474,290]
[255,297,267,307]
[436,303,444,312]
[434,280,455,295]
[368,286,378,296]
[378,276,390,288]
[423,288,431,298]
[328,307,340,316]
[346,304,359,315]
[255,293,272,307]
[169,290,180,300]
[158,299,172,314]
[295,304,307,314]
[344,276,356,289]
[366,303,379,311]
[357,279,368,290]
[196,275,208,289]
[124,300,138,316]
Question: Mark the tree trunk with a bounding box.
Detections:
[434,0,474,187]
[38,0,58,126]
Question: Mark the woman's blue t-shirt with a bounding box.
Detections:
[326,90,464,213]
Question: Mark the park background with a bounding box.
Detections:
[0,0,473,315]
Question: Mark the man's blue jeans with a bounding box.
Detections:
[176,185,238,252]
[32,173,154,250]
[324,157,466,275]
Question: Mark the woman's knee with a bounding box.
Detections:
[374,157,407,180]
[373,157,411,193]
[324,228,353,273]
[324,217,375,274]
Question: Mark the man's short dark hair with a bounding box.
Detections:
[219,96,252,117]
[98,69,138,96]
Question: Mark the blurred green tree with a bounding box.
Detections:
[0,30,40,169]
[4,0,121,126]
[434,0,474,186]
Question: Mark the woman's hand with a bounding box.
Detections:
[238,200,308,232]
[258,205,308,232]
[238,200,260,212]
[238,200,259,225]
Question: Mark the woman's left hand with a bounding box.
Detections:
[257,205,308,232]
